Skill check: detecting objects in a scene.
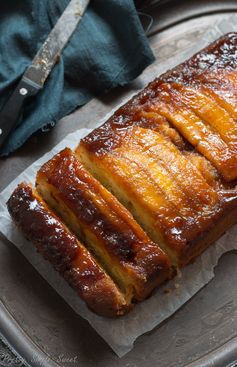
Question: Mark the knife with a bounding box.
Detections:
[0,0,90,149]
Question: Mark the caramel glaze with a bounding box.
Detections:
[7,183,130,317]
[77,33,237,266]
[80,33,237,183]
[79,126,237,266]
[36,148,172,301]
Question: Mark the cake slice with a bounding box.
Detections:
[7,183,130,317]
[36,148,171,302]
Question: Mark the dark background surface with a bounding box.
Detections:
[1,1,237,367]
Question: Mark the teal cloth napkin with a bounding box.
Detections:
[0,0,155,156]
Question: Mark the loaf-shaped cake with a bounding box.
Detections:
[7,33,237,316]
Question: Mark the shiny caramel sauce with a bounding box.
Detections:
[93,129,229,251]
[145,82,237,181]
[38,149,170,270]
[81,33,237,163]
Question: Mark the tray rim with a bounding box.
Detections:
[1,3,237,367]
[2,295,237,367]
[0,299,60,367]
[145,0,237,35]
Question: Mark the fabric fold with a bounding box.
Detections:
[0,0,155,156]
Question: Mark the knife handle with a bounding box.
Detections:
[0,78,41,149]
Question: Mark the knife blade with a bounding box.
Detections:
[0,0,90,149]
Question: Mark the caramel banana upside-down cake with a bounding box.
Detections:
[7,33,237,317]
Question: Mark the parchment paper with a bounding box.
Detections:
[0,21,237,358]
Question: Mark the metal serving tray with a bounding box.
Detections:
[1,1,237,366]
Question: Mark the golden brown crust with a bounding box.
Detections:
[36,148,172,301]
[7,183,130,317]
[77,33,237,267]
